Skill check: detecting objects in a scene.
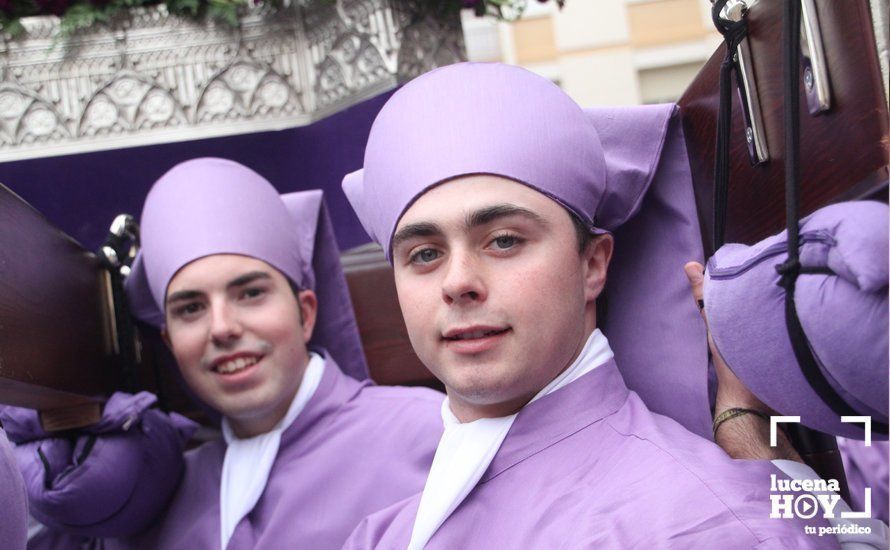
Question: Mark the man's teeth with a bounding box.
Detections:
[216,356,258,374]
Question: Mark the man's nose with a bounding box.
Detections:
[441,252,487,306]
[209,301,243,344]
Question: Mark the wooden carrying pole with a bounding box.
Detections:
[0,183,115,430]
[679,0,888,491]
[680,0,888,257]
[0,182,438,429]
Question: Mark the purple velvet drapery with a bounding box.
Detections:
[0,92,391,252]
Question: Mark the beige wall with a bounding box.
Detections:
[627,0,710,47]
[638,61,705,103]
[553,0,628,51]
[559,47,640,106]
[513,16,558,64]
[462,0,721,105]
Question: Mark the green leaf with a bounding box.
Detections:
[206,0,240,27]
[1,17,26,38]
[166,0,201,16]
[58,3,105,37]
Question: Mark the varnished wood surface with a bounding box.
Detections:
[679,0,889,256]
[341,244,441,391]
[3,0,887,422]
[0,182,115,413]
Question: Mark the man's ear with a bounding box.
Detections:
[583,234,614,303]
[297,289,318,342]
[161,325,172,350]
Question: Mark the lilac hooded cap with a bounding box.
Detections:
[0,393,197,537]
[125,158,368,381]
[344,62,713,438]
[704,201,889,439]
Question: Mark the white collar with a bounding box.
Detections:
[219,352,325,548]
[409,329,614,549]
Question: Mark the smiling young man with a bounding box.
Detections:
[12,158,444,550]
[391,176,607,424]
[340,63,837,549]
[163,254,316,440]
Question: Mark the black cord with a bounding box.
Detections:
[711,0,749,251]
[775,0,888,436]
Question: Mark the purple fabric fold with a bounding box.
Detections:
[0,427,28,550]
[343,63,712,438]
[0,392,197,537]
[704,201,888,438]
[597,108,711,438]
[838,438,889,523]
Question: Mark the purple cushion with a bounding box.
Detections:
[0,392,197,537]
[0,428,28,549]
[704,201,888,439]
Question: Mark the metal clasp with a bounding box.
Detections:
[800,0,831,114]
[100,214,140,278]
[722,0,769,165]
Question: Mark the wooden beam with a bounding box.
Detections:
[678,0,888,256]
[341,244,441,390]
[0,182,116,427]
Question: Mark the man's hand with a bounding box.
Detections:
[684,261,801,462]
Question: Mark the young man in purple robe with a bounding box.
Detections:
[338,62,850,549]
[5,158,443,549]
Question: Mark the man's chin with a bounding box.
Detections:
[445,375,530,410]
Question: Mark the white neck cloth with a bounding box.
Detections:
[407,329,614,550]
[219,352,325,549]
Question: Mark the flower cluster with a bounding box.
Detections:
[0,0,282,38]
[0,0,563,39]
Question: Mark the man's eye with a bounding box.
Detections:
[410,248,441,264]
[491,234,520,250]
[174,302,203,318]
[241,287,266,300]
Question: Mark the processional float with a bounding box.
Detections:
[0,2,886,484]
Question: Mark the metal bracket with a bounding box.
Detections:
[722,0,769,165]
[736,36,769,165]
[800,0,831,114]
[718,0,832,165]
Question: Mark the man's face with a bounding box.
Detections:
[392,175,611,422]
[163,254,317,438]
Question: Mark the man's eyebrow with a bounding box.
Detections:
[391,222,444,250]
[166,290,202,305]
[465,204,549,230]
[165,271,271,305]
[227,271,272,289]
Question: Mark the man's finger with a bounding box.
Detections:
[683,261,705,304]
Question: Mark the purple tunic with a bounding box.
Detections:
[345,360,837,549]
[31,356,443,550]
[133,356,442,549]
[1,428,28,550]
[838,438,889,524]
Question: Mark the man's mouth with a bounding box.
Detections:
[442,327,511,341]
[212,354,262,375]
